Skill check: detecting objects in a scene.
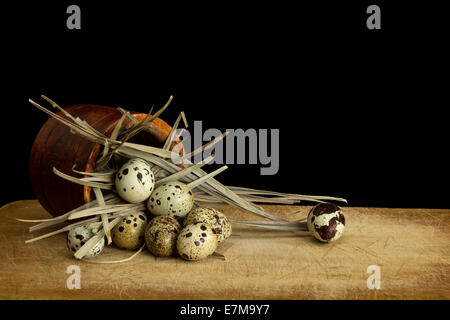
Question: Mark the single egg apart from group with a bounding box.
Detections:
[67,225,105,258]
[115,158,155,203]
[307,203,345,242]
[147,181,194,219]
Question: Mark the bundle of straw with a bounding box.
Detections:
[21,95,347,261]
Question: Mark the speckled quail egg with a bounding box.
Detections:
[183,207,232,244]
[145,216,181,257]
[67,225,105,258]
[111,211,149,250]
[307,203,345,243]
[115,158,155,203]
[147,181,194,219]
[177,222,218,261]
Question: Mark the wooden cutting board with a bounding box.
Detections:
[1,200,449,299]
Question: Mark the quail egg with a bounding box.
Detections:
[112,211,149,250]
[145,216,181,257]
[177,222,218,261]
[307,203,345,242]
[115,158,155,203]
[67,225,105,258]
[183,207,232,243]
[147,181,194,219]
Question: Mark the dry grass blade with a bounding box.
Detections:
[86,221,103,230]
[181,111,188,128]
[68,203,145,220]
[155,154,215,187]
[192,192,298,204]
[25,205,145,244]
[119,142,173,159]
[83,243,145,264]
[41,95,78,123]
[96,110,130,169]
[96,142,126,169]
[187,165,345,215]
[41,95,102,137]
[78,119,106,137]
[25,194,120,232]
[227,186,348,204]
[118,105,153,139]
[29,99,108,145]
[16,193,119,224]
[71,166,116,177]
[15,217,61,224]
[93,187,112,245]
[118,107,138,123]
[122,95,173,141]
[229,219,308,231]
[80,176,113,183]
[211,252,226,260]
[110,111,128,140]
[162,111,184,150]
[53,167,114,190]
[184,163,284,220]
[187,165,228,190]
[180,132,228,162]
[192,197,222,204]
[96,138,110,168]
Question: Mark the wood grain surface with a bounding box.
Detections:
[1,200,449,300]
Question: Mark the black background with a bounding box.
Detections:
[2,300,448,318]
[1,1,449,209]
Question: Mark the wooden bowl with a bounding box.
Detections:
[29,104,175,217]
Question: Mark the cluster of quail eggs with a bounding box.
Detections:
[67,158,232,261]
